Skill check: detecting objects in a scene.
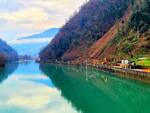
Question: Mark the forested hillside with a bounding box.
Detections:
[0,39,18,63]
[40,0,130,61]
[40,0,150,65]
[99,0,150,61]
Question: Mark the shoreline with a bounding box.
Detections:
[39,60,150,84]
[93,64,150,83]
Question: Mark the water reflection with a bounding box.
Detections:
[0,62,18,83]
[0,62,78,113]
[40,64,150,113]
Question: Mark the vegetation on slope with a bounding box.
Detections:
[0,39,18,65]
[40,0,150,68]
[100,0,150,63]
[86,6,132,60]
[135,57,150,67]
[40,0,130,61]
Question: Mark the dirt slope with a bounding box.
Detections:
[87,6,132,59]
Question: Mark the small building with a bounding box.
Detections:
[120,60,131,69]
[121,60,129,65]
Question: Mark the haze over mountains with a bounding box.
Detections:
[10,28,59,56]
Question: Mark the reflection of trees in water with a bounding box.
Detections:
[39,64,119,113]
[40,64,150,113]
[19,61,31,66]
[0,62,18,83]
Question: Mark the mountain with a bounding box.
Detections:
[39,0,130,61]
[0,39,18,63]
[10,28,59,56]
[40,0,150,65]
[19,28,59,39]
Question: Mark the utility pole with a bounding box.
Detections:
[85,59,88,81]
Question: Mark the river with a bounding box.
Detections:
[0,61,150,113]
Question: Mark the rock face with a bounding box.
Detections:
[0,39,18,63]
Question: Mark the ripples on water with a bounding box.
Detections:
[0,62,150,113]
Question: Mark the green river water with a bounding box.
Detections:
[0,61,150,113]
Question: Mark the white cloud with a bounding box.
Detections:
[0,0,87,40]
[8,38,52,45]
[0,74,78,113]
[0,8,49,23]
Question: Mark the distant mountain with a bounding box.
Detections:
[19,28,59,39]
[0,39,18,62]
[10,28,59,56]
[11,41,50,57]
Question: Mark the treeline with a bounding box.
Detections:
[129,0,150,33]
[40,0,130,61]
[107,0,150,59]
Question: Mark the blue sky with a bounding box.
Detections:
[0,0,87,41]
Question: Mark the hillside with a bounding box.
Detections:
[40,0,130,61]
[0,39,18,63]
[84,6,132,59]
[40,0,150,65]
[98,0,150,62]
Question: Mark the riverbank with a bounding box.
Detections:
[91,64,150,84]
[39,60,150,84]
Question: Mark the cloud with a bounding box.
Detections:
[8,38,52,45]
[0,74,78,113]
[0,0,87,40]
[0,8,49,23]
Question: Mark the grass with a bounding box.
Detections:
[135,57,150,68]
